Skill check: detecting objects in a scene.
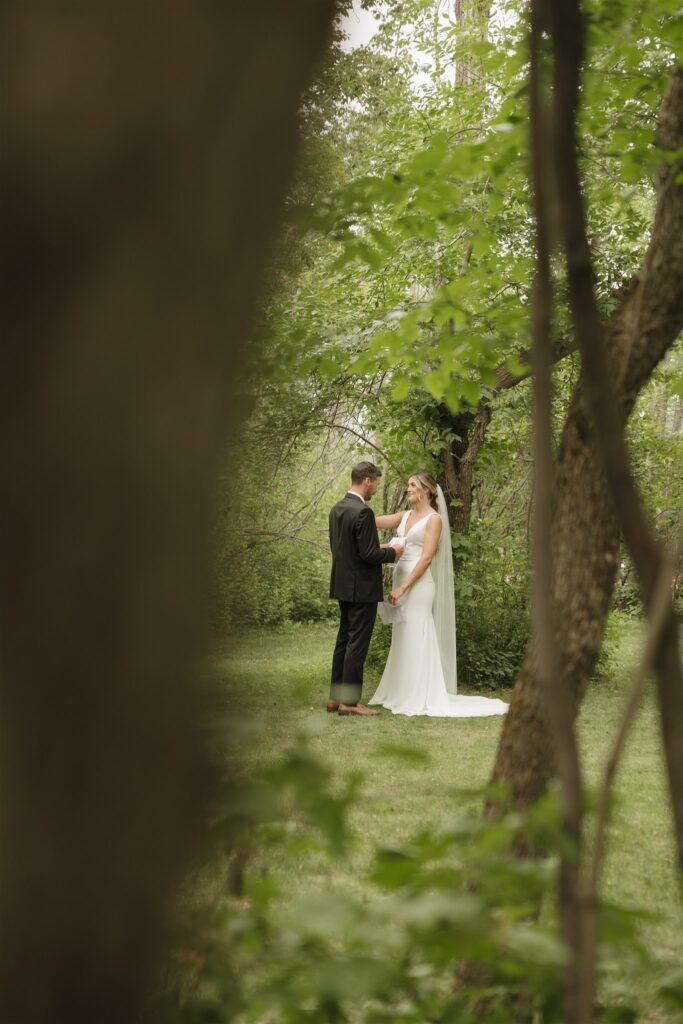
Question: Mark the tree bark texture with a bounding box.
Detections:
[547,0,683,891]
[494,336,577,390]
[438,404,492,535]
[0,3,335,1022]
[491,68,683,809]
[437,336,579,538]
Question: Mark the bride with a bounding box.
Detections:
[370,472,508,718]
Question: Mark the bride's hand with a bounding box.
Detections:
[388,585,406,605]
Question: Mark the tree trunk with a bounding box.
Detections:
[0,3,335,1022]
[436,338,577,537]
[455,0,491,87]
[491,69,683,808]
[438,404,491,535]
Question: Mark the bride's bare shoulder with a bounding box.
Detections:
[427,512,443,533]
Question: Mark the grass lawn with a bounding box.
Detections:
[217,617,683,1022]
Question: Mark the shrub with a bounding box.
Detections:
[456,579,530,690]
[213,537,336,633]
[149,739,665,1024]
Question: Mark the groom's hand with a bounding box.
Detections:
[391,543,405,560]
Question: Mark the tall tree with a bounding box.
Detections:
[455,0,491,87]
[491,66,683,823]
[0,3,335,1021]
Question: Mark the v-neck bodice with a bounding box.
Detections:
[397,510,438,561]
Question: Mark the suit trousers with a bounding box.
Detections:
[330,600,377,706]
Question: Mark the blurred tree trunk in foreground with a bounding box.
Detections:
[0,4,334,1022]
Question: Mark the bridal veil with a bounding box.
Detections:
[433,485,457,695]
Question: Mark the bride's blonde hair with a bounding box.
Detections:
[409,472,439,511]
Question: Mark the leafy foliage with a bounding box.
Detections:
[271,0,679,416]
[198,2,683,1020]
[211,0,681,677]
[212,432,353,630]
[148,734,675,1024]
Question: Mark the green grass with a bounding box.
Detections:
[217,617,683,1021]
[220,624,514,877]
[577,621,683,979]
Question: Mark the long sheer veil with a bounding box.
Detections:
[433,485,457,695]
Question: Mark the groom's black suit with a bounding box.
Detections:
[329,493,397,706]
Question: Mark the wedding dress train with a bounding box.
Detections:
[369,508,508,718]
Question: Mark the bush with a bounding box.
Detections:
[453,526,531,690]
[286,550,337,623]
[367,617,393,674]
[213,537,336,633]
[213,539,292,631]
[592,607,622,679]
[149,739,665,1024]
[456,578,530,690]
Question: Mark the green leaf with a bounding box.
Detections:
[658,969,683,1010]
[487,192,505,216]
[371,847,420,890]
[314,956,396,1000]
[395,892,483,929]
[505,354,529,377]
[459,379,483,406]
[288,891,359,939]
[504,923,570,969]
[391,375,412,401]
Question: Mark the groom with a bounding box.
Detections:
[327,461,403,717]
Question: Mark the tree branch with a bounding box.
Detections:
[549,0,683,887]
[495,336,577,391]
[242,529,327,552]
[325,422,400,472]
[543,0,683,1009]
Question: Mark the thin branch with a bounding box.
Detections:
[284,464,347,529]
[325,423,401,472]
[242,529,327,552]
[488,470,533,523]
[495,336,577,391]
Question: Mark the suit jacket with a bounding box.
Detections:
[329,493,397,603]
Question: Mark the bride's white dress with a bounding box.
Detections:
[369,510,508,718]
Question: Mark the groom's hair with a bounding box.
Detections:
[351,461,382,484]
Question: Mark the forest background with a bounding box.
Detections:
[148,2,683,1023]
[2,1,678,1022]
[107,0,683,1021]
[187,1,683,1022]
[214,0,681,688]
